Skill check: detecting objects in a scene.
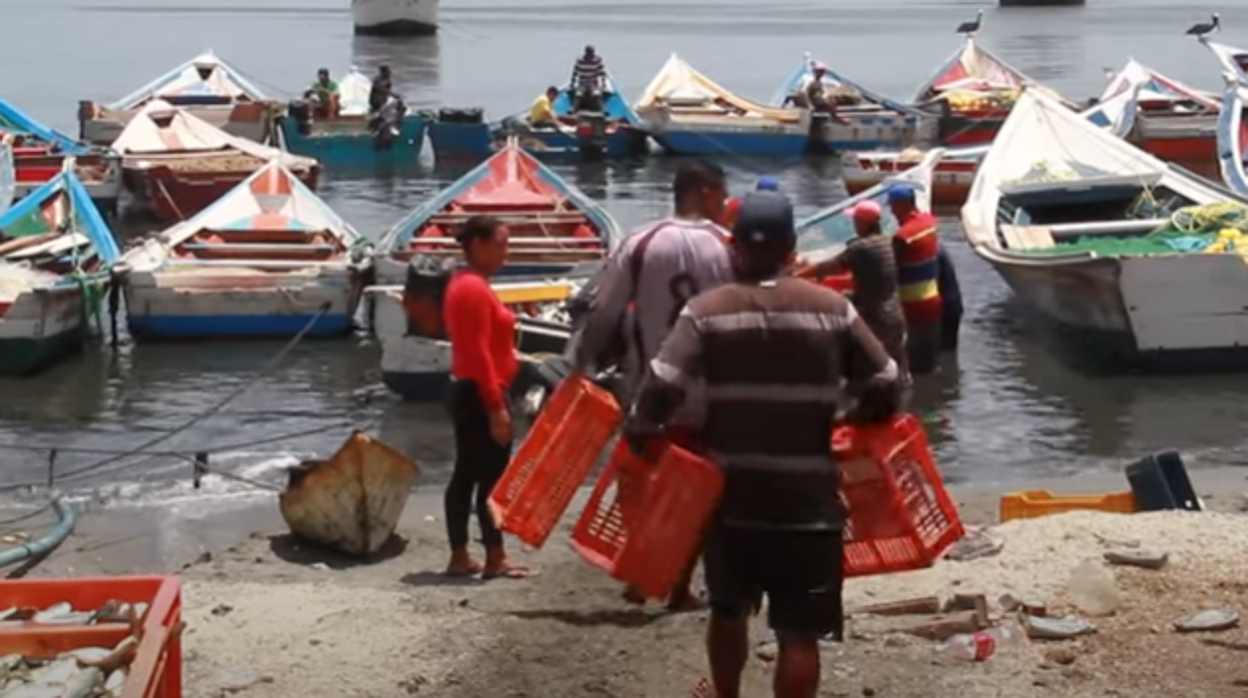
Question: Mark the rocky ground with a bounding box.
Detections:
[10,467,1248,697]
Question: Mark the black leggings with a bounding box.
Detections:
[445,381,512,549]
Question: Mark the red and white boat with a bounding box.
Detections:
[1102,59,1221,178]
[111,100,318,221]
[0,96,121,213]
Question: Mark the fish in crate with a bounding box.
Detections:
[280,430,419,557]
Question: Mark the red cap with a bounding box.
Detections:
[850,200,881,225]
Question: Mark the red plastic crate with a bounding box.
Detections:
[488,374,622,548]
[834,415,964,577]
[571,439,723,600]
[0,575,183,698]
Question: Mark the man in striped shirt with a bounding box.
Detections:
[627,192,899,698]
[569,45,607,110]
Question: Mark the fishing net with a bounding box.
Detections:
[1023,202,1248,257]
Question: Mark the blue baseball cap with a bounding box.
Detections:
[733,192,794,247]
[756,175,780,192]
[886,184,916,204]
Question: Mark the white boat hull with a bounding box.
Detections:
[123,267,361,339]
[0,284,90,375]
[352,0,439,36]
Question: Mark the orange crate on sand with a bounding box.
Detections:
[488,374,622,548]
[834,414,964,578]
[1000,490,1137,522]
[571,439,724,600]
[0,575,183,698]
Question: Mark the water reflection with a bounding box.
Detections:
[351,35,442,109]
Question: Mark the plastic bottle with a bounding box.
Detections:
[943,621,1027,662]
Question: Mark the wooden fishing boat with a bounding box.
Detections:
[1,98,122,214]
[118,160,367,339]
[1103,59,1221,178]
[1215,72,1248,195]
[367,275,579,401]
[912,36,1074,146]
[280,430,419,557]
[428,73,648,162]
[0,168,121,375]
[770,55,934,149]
[112,100,319,221]
[278,67,428,164]
[962,87,1248,368]
[78,50,275,147]
[1206,40,1248,84]
[842,87,1142,207]
[375,137,619,283]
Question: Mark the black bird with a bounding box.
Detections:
[1186,13,1220,37]
[956,9,983,36]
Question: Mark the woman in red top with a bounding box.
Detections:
[442,215,529,579]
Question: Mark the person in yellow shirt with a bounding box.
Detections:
[528,86,559,128]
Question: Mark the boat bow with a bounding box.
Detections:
[106,50,271,111]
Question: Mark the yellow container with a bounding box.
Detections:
[999,490,1137,522]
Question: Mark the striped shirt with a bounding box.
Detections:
[571,54,606,92]
[632,277,898,529]
[842,234,905,351]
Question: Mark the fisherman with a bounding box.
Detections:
[795,62,847,124]
[888,184,943,375]
[441,215,530,581]
[937,243,963,352]
[573,160,735,610]
[528,86,560,128]
[722,175,780,232]
[801,199,909,378]
[625,192,899,698]
[306,68,341,118]
[569,45,608,112]
[368,64,395,113]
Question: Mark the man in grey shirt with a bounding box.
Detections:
[572,160,736,610]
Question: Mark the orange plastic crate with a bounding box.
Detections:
[999,490,1137,522]
[834,415,964,577]
[488,374,622,548]
[571,439,723,600]
[0,575,183,698]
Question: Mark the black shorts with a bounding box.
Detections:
[702,525,844,640]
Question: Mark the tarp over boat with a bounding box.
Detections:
[106,50,271,111]
[0,96,90,154]
[912,38,1073,107]
[1101,59,1219,110]
[771,55,924,116]
[962,88,1221,251]
[111,100,316,169]
[125,159,360,270]
[635,53,801,122]
[378,139,620,253]
[0,168,120,266]
[336,68,373,117]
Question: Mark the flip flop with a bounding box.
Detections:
[443,562,483,578]
[692,677,716,697]
[482,565,535,580]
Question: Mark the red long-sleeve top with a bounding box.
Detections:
[444,269,518,411]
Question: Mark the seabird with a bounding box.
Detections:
[1185,13,1220,37]
[956,9,983,36]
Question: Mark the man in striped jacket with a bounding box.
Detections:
[627,192,899,698]
[569,45,608,111]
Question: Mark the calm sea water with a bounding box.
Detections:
[2,0,1248,505]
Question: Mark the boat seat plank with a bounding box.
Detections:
[427,212,590,224]
[1047,218,1170,238]
[181,243,340,253]
[410,236,602,246]
[1001,224,1056,251]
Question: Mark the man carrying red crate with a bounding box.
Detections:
[626,192,900,698]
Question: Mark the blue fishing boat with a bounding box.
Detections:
[0,167,120,375]
[0,97,121,214]
[375,137,620,284]
[771,55,935,151]
[278,67,428,165]
[427,75,647,162]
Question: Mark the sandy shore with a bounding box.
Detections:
[5,465,1248,697]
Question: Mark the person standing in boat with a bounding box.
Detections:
[368,64,395,113]
[887,185,943,375]
[800,200,909,379]
[569,45,608,112]
[626,192,899,698]
[442,215,530,580]
[573,161,735,611]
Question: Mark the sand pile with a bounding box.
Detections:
[845,510,1248,609]
[181,579,470,698]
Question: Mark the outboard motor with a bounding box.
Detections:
[287,100,314,136]
[369,95,406,150]
[401,255,456,338]
[572,87,608,159]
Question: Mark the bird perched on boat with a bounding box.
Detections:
[1185,13,1219,38]
[956,10,983,36]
